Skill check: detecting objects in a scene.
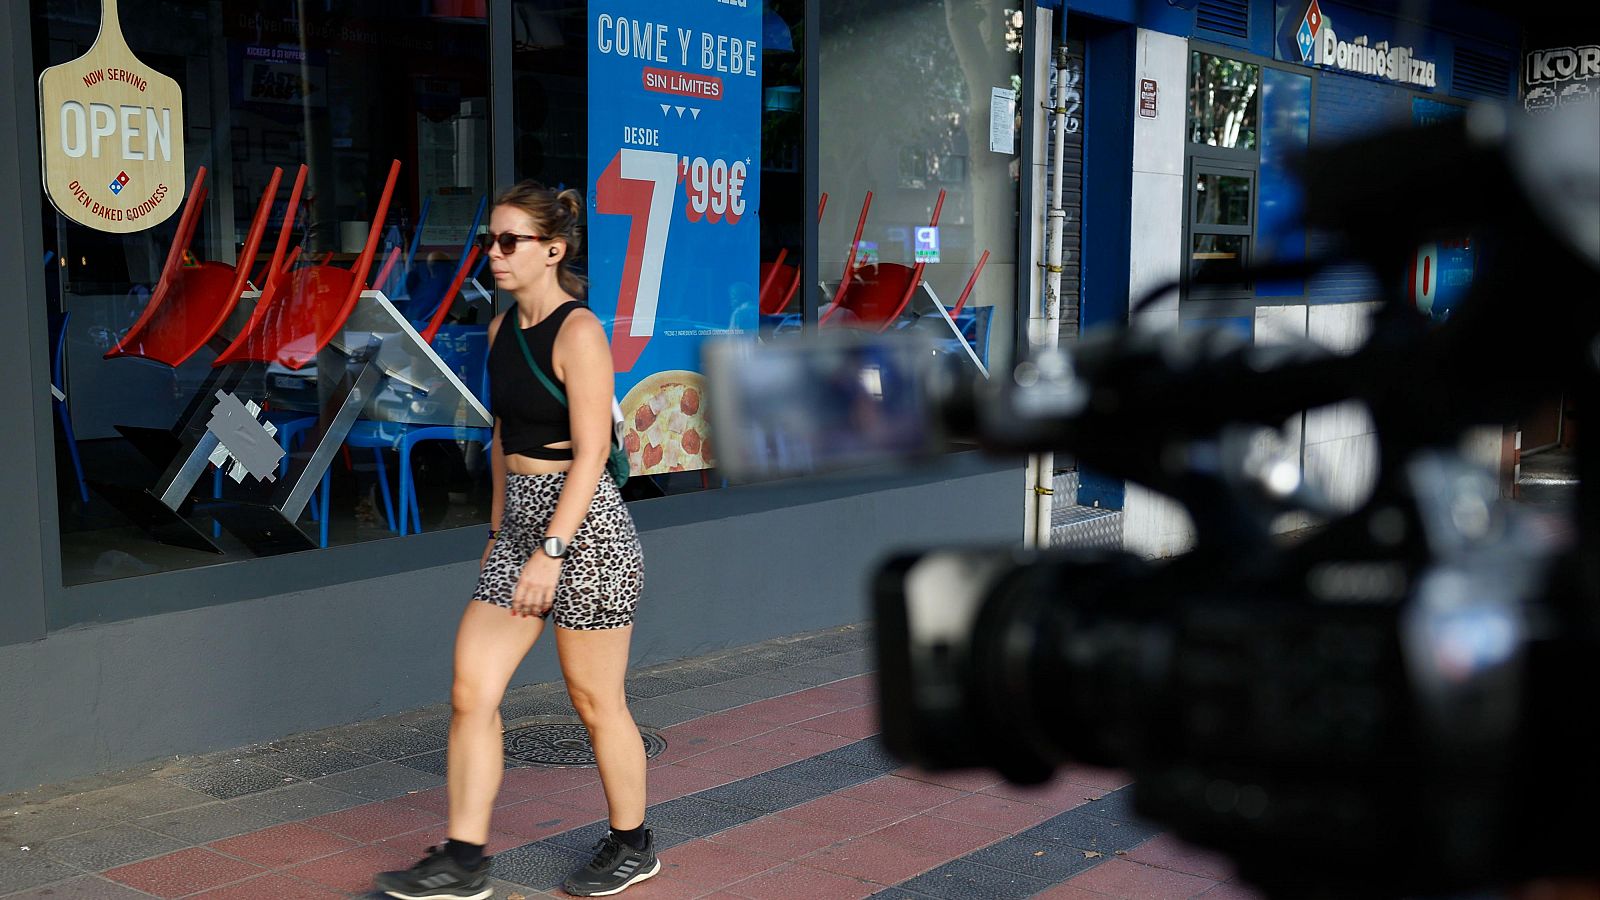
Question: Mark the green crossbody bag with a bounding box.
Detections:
[511,319,630,488]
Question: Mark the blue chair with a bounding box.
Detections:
[210,411,332,546]
[344,324,492,536]
[48,310,90,504]
[397,196,486,332]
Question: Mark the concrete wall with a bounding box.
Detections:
[0,459,1021,794]
[1303,303,1381,510]
[1122,28,1194,559]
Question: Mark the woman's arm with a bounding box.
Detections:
[484,313,508,566]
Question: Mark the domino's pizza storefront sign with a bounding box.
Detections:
[37,0,185,232]
[588,1,761,476]
[1276,0,1438,91]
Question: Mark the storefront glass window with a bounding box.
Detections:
[817,0,1021,378]
[37,0,491,583]
[1188,52,1260,150]
[1191,233,1250,290]
[1193,172,1251,226]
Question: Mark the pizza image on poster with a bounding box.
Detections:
[588,1,761,476]
[619,370,713,473]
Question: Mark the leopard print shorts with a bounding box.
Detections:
[473,473,645,630]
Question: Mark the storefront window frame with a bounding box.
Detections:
[4,0,1042,638]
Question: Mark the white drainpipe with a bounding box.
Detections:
[1026,42,1070,549]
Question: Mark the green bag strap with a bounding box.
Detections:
[511,315,567,407]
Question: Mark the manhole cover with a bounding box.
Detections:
[504,718,667,767]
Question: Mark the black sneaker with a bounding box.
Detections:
[560,830,660,897]
[374,845,492,900]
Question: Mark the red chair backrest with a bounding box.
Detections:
[758,248,794,315]
[832,263,917,329]
[104,166,237,365]
[826,189,945,331]
[213,160,401,370]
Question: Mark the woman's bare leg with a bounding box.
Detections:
[555,625,645,828]
[447,601,545,843]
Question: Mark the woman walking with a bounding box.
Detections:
[377,182,654,900]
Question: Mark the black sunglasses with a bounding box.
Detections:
[476,231,544,254]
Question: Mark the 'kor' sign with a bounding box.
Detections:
[1527,46,1600,85]
[38,0,185,232]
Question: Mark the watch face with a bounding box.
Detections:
[543,537,567,558]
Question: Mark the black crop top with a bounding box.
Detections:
[489,300,585,460]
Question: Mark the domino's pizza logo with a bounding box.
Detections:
[1296,0,1323,62]
[108,170,130,195]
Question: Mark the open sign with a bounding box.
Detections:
[38,0,185,232]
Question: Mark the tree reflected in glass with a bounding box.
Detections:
[1188,52,1260,150]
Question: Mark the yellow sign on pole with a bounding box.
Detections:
[37,0,186,233]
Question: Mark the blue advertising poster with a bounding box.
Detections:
[588,3,762,475]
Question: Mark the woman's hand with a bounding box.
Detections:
[512,552,563,618]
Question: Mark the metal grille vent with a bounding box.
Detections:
[504,718,667,767]
[1453,47,1513,100]
[1196,0,1250,40]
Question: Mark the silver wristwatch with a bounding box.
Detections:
[540,536,569,559]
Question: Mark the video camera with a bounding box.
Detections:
[706,100,1599,898]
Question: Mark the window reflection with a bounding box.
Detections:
[1188,52,1260,150]
[1191,234,1250,290]
[1193,173,1251,226]
[818,0,1020,375]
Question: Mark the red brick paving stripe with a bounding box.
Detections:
[673,743,806,778]
[775,794,912,835]
[981,770,1122,809]
[795,706,879,739]
[95,682,1143,898]
[660,710,788,745]
[1123,833,1238,881]
[1063,857,1221,899]
[645,762,742,798]
[490,798,599,843]
[825,673,876,696]
[181,871,350,899]
[800,835,951,885]
[647,730,727,768]
[302,798,444,842]
[722,862,881,900]
[1195,880,1270,899]
[281,842,416,894]
[836,774,968,812]
[894,765,1006,793]
[603,871,712,899]
[103,847,264,898]
[376,823,532,856]
[866,813,1010,857]
[206,821,358,868]
[544,781,613,816]
[706,815,853,859]
[925,790,1062,833]
[734,725,856,757]
[655,838,785,891]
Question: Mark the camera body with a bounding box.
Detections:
[874,449,1588,895]
[704,101,1600,897]
[866,103,1600,897]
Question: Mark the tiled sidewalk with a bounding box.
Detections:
[0,626,1261,900]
